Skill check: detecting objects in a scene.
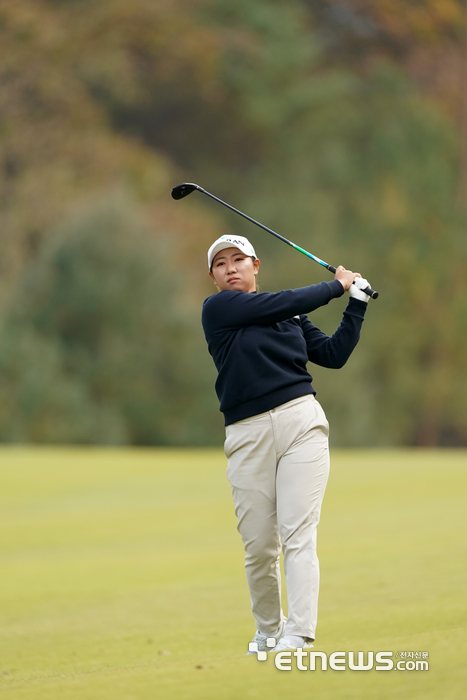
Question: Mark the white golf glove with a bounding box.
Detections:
[349,277,371,302]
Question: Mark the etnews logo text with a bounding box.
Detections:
[271,651,429,671]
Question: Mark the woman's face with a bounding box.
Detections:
[209,247,260,293]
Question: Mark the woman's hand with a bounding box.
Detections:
[334,265,361,291]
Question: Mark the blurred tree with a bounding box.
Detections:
[0,0,203,300]
[456,0,467,203]
[0,194,222,445]
[306,1,465,103]
[0,0,465,446]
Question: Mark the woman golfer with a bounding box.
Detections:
[201,234,370,653]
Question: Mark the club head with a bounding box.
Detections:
[171,183,200,200]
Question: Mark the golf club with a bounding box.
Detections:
[172,182,378,299]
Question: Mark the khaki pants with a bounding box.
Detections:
[224,394,330,641]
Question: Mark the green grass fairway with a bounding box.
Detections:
[1,447,466,699]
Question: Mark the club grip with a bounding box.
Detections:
[362,285,378,299]
[327,265,378,299]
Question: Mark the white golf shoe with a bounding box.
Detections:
[270,635,314,653]
[246,617,287,655]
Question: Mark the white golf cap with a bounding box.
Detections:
[207,235,256,270]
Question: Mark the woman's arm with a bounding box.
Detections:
[300,298,367,369]
[202,280,344,333]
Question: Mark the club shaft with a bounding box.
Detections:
[195,186,378,299]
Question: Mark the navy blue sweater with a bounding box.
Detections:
[201,279,367,425]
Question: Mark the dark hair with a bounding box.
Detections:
[210,254,257,274]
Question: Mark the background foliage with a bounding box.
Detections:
[0,0,466,446]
